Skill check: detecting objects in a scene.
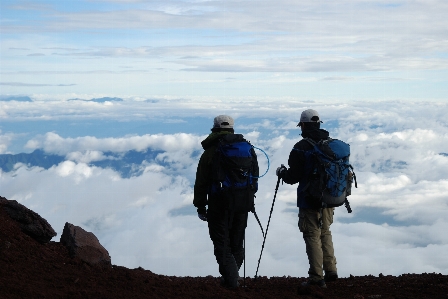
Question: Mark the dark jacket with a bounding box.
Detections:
[282,128,330,208]
[193,131,259,211]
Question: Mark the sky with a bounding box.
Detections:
[1,0,448,100]
[1,0,448,279]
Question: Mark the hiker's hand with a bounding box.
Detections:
[197,207,207,221]
[276,165,287,178]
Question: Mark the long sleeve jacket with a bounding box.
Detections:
[193,131,259,210]
[282,128,330,208]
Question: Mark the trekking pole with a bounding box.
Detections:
[252,210,265,238]
[243,233,246,287]
[254,173,282,279]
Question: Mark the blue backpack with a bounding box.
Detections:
[303,137,357,212]
[210,134,258,213]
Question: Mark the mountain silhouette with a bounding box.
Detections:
[0,149,165,178]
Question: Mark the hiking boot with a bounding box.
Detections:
[301,279,327,288]
[324,271,338,282]
[220,277,239,289]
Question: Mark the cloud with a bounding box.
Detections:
[2,0,448,74]
[0,130,15,154]
[41,47,80,51]
[65,151,110,164]
[0,82,76,87]
[2,0,448,97]
[13,42,448,73]
[2,100,448,278]
[2,70,152,75]
[0,96,32,102]
[25,132,203,155]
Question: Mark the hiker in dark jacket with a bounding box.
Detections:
[276,109,338,289]
[193,115,259,289]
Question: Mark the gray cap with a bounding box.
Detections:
[298,109,322,126]
[213,115,234,129]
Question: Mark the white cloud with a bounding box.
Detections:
[2,0,448,97]
[65,150,110,163]
[54,161,94,183]
[0,130,15,154]
[25,132,203,155]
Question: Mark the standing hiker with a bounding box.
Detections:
[193,115,259,289]
[276,109,348,288]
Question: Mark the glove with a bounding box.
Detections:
[197,207,207,222]
[276,165,287,178]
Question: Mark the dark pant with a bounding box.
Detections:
[207,209,248,288]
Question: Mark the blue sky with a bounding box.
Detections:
[2,0,448,100]
[1,0,448,279]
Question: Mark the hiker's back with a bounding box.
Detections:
[302,137,355,210]
[193,115,259,289]
[275,109,345,286]
[209,134,259,213]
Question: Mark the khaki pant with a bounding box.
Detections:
[298,207,337,281]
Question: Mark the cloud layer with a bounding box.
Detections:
[1,100,448,277]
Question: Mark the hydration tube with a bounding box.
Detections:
[251,146,270,178]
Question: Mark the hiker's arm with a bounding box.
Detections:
[193,152,211,209]
[250,147,259,193]
[282,144,306,184]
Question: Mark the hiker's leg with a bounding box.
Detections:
[229,212,248,270]
[208,209,239,288]
[299,208,324,281]
[321,208,337,273]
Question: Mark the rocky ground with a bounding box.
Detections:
[1,197,447,299]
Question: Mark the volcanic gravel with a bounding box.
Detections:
[1,200,447,299]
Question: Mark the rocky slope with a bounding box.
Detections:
[0,196,447,299]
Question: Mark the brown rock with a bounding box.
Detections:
[2,198,57,243]
[60,222,111,267]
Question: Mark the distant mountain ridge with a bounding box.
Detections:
[0,96,33,102]
[2,150,447,178]
[0,150,64,172]
[0,149,165,178]
[68,97,124,103]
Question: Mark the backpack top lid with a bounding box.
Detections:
[218,134,253,157]
[308,138,350,161]
[210,133,258,213]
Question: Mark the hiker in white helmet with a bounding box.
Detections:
[276,109,338,289]
[193,115,259,289]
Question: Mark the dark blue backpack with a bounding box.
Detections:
[303,137,357,212]
[210,134,258,213]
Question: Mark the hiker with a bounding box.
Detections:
[193,115,259,289]
[276,109,340,289]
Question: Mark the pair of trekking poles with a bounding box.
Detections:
[242,170,282,285]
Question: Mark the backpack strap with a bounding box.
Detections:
[344,198,352,213]
[349,165,358,188]
[304,137,316,147]
[221,133,245,143]
[303,137,332,147]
